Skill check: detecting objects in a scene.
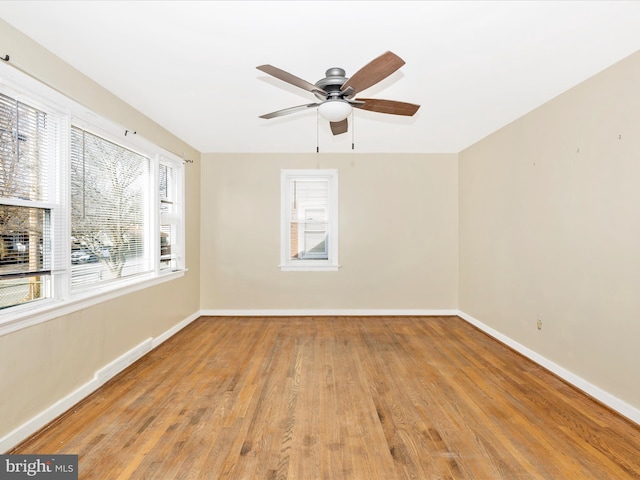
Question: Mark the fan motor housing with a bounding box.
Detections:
[314,68,348,100]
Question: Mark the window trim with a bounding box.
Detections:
[280,169,339,272]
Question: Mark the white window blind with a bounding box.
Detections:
[70,126,150,290]
[0,92,54,309]
[159,159,181,271]
[280,169,338,271]
[292,181,329,260]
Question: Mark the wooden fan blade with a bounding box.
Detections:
[341,51,405,95]
[257,65,327,96]
[353,98,420,116]
[330,119,348,135]
[259,103,320,119]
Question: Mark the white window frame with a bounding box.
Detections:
[157,156,185,273]
[0,60,186,336]
[280,169,339,271]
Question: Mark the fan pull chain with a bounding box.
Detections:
[316,109,320,153]
[351,110,355,150]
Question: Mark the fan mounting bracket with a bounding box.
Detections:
[313,67,349,101]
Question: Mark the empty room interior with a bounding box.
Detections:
[1,1,640,478]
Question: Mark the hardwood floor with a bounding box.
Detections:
[12,316,640,479]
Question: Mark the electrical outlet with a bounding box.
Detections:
[537,318,542,330]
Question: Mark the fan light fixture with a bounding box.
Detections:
[318,99,352,122]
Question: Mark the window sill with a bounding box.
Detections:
[0,270,186,337]
[279,264,340,272]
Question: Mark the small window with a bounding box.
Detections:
[280,169,338,271]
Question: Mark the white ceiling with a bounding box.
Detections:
[2,1,640,154]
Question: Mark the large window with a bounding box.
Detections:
[70,127,150,290]
[0,63,185,327]
[280,169,338,271]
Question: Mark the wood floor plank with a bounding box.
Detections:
[10,316,640,479]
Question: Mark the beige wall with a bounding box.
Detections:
[459,51,640,409]
[0,20,201,444]
[200,153,459,311]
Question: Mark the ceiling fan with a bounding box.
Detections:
[257,51,420,136]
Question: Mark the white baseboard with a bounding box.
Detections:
[456,310,640,426]
[200,309,459,317]
[0,311,200,453]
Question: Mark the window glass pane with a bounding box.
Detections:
[159,161,179,271]
[290,179,329,260]
[160,224,175,271]
[0,205,51,309]
[159,163,169,203]
[0,92,49,202]
[70,127,149,289]
[159,163,175,214]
